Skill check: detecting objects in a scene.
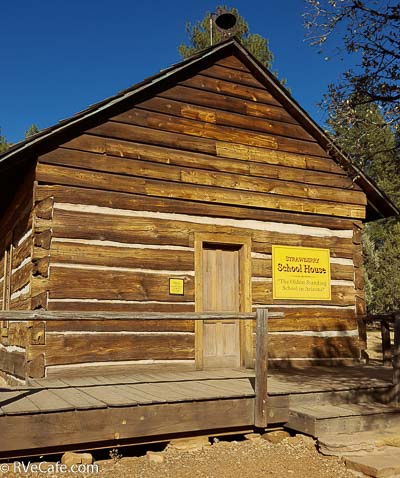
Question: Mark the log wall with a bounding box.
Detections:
[26,54,366,375]
[0,170,34,380]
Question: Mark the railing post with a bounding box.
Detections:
[254,307,268,428]
[393,313,400,405]
[381,319,392,367]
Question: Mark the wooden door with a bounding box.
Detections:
[202,244,241,368]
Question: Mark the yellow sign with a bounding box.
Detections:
[169,278,184,295]
[272,245,331,300]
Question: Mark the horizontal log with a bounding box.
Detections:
[46,318,195,332]
[46,208,356,260]
[9,294,31,310]
[160,84,298,125]
[45,333,195,365]
[135,96,315,142]
[201,63,269,90]
[36,163,365,219]
[49,208,191,246]
[63,135,249,174]
[267,335,360,359]
[268,315,357,332]
[252,282,356,306]
[216,55,251,72]
[11,234,32,269]
[113,108,328,158]
[40,147,366,206]
[48,267,195,301]
[216,142,344,175]
[180,74,282,107]
[267,306,355,321]
[48,301,196,313]
[34,184,357,230]
[178,168,365,206]
[51,241,194,270]
[87,120,342,175]
[88,121,216,155]
[252,237,354,259]
[249,162,355,189]
[10,262,31,294]
[59,134,356,189]
[331,263,354,280]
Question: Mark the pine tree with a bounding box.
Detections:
[0,128,10,153]
[328,102,400,313]
[178,6,273,69]
[25,124,40,138]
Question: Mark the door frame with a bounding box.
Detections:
[194,232,252,369]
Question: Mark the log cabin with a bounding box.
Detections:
[0,37,398,384]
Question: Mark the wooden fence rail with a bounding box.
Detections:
[0,311,282,321]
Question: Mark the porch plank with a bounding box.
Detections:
[128,383,184,403]
[50,387,108,410]
[1,395,41,415]
[24,390,74,413]
[76,386,136,407]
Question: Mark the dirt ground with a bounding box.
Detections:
[0,435,355,478]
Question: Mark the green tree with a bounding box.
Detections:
[25,123,40,138]
[0,128,10,153]
[178,6,274,69]
[328,101,399,205]
[364,218,400,313]
[328,102,400,313]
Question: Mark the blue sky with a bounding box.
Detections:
[0,0,352,144]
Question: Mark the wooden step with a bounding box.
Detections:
[288,385,394,407]
[287,402,400,437]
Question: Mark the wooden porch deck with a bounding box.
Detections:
[0,364,394,459]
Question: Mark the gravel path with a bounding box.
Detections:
[97,435,354,478]
[0,435,355,478]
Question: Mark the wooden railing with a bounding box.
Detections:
[367,311,400,404]
[0,308,282,428]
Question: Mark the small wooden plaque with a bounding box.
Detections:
[169,278,184,295]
